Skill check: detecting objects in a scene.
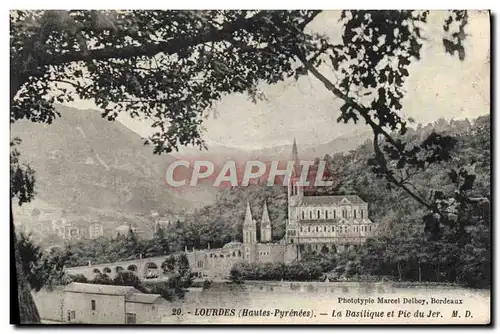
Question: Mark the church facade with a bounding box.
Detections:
[284,139,379,253]
[185,140,379,279]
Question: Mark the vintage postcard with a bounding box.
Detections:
[10,10,490,325]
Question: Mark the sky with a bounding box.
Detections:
[65,10,490,150]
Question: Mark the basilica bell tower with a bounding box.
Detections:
[286,138,303,244]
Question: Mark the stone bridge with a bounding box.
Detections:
[65,254,181,281]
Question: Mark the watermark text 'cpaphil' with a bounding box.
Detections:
[165,159,334,188]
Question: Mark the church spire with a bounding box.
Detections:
[260,201,272,242]
[288,138,303,198]
[244,201,253,225]
[292,137,299,163]
[291,137,301,177]
[243,201,257,244]
[261,201,271,226]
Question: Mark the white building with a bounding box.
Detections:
[285,139,379,252]
[62,283,167,324]
[88,222,104,239]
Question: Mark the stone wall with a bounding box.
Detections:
[32,287,64,322]
[63,291,126,324]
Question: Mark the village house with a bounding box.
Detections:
[60,283,168,324]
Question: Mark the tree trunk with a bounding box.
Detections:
[11,208,41,324]
[418,262,422,282]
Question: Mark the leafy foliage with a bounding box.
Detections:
[312,116,490,287]
[10,10,319,154]
[10,138,35,206]
[16,232,70,291]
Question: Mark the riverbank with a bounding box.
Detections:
[189,279,470,294]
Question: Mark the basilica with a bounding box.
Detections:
[184,140,379,279]
[284,139,378,252]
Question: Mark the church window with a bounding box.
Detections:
[309,211,312,219]
[369,226,372,232]
[317,210,321,218]
[361,210,364,218]
[220,254,224,258]
[316,226,319,232]
[302,211,305,219]
[232,252,236,257]
[324,226,327,232]
[325,211,329,219]
[308,226,311,232]
[354,210,357,219]
[332,226,335,232]
[238,250,241,257]
[333,211,336,218]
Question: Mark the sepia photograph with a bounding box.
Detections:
[9,9,491,325]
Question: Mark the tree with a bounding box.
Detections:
[10,11,317,321]
[10,10,319,153]
[123,226,140,258]
[91,273,113,285]
[112,271,148,292]
[286,11,485,241]
[69,274,88,283]
[144,226,169,257]
[11,141,38,324]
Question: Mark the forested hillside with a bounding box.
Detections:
[52,115,490,288]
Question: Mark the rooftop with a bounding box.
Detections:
[299,218,373,224]
[63,282,141,296]
[298,195,366,206]
[223,241,243,249]
[126,293,165,304]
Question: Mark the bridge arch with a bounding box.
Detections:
[127,264,137,272]
[144,262,159,278]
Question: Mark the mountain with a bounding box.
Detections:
[247,128,373,160]
[174,128,372,162]
[11,105,211,229]
[11,104,373,234]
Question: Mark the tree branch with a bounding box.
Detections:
[34,12,270,71]
[295,49,439,214]
[295,51,404,151]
